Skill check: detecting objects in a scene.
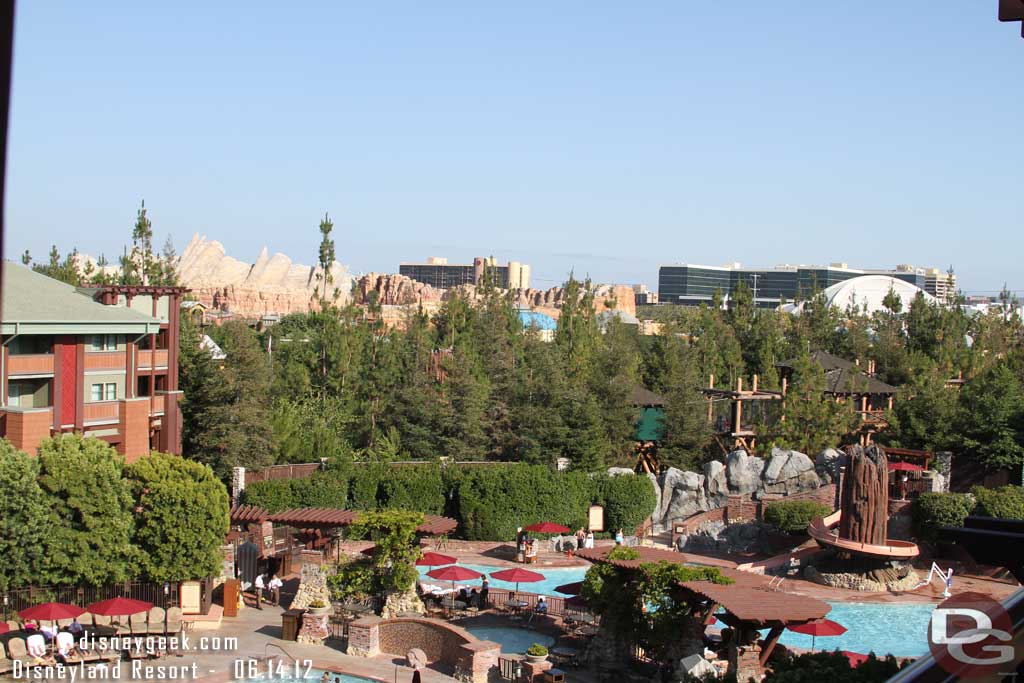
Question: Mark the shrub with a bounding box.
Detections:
[242,478,300,512]
[327,558,376,601]
[763,500,831,533]
[379,465,445,514]
[526,644,548,657]
[914,492,974,541]
[972,485,1024,520]
[596,474,659,533]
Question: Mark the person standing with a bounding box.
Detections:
[268,573,283,607]
[411,667,422,683]
[254,573,265,610]
[614,528,624,545]
[585,530,594,549]
[480,577,490,609]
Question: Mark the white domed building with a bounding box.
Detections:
[779,275,938,315]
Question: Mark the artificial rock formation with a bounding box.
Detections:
[289,564,332,610]
[838,444,889,546]
[179,234,353,316]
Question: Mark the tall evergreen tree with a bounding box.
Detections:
[773,349,854,454]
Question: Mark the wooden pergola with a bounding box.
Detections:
[576,546,831,679]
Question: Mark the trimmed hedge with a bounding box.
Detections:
[763,500,831,533]
[914,492,975,541]
[971,485,1024,520]
[243,463,658,541]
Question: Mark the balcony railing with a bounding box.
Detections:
[137,348,169,369]
[84,351,125,371]
[7,353,55,375]
[83,401,120,423]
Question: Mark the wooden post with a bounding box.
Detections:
[760,625,785,665]
[752,374,758,392]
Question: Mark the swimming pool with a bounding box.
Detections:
[465,626,555,654]
[764,602,936,658]
[417,563,588,596]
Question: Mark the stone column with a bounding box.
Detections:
[232,467,246,505]
[519,658,552,683]
[296,612,330,645]
[346,616,382,657]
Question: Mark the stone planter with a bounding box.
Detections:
[525,654,548,665]
[307,606,330,615]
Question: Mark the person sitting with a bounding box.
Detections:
[67,618,85,638]
[26,633,55,665]
[528,597,548,624]
[40,623,59,642]
[468,588,480,608]
[525,541,538,563]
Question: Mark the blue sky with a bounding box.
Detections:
[6,2,1022,293]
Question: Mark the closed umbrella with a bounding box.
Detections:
[18,602,85,622]
[841,651,869,668]
[86,597,153,617]
[787,618,847,652]
[554,581,583,596]
[524,522,571,534]
[416,552,458,567]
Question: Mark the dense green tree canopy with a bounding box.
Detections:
[0,441,51,589]
[36,436,136,585]
[125,452,230,582]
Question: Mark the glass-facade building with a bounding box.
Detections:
[658,263,932,307]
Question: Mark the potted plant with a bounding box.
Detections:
[307,599,330,615]
[525,643,549,664]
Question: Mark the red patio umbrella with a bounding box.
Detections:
[888,462,923,472]
[18,602,85,622]
[841,651,869,668]
[426,565,484,597]
[554,581,583,595]
[524,522,571,534]
[565,595,589,608]
[86,597,153,616]
[416,552,458,567]
[489,567,545,595]
[788,618,847,651]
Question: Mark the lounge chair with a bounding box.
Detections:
[26,634,54,665]
[165,607,182,638]
[56,618,73,629]
[129,611,148,637]
[0,642,15,675]
[56,632,85,665]
[5,619,19,632]
[147,607,166,635]
[5,638,30,665]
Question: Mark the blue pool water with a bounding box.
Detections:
[465,626,556,654]
[417,563,588,596]
[763,602,936,658]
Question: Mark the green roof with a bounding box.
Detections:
[636,406,666,442]
[1,262,161,335]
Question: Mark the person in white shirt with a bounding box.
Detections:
[584,531,594,549]
[254,573,266,610]
[268,574,284,607]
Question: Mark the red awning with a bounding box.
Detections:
[888,461,923,472]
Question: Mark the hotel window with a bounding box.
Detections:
[90,383,116,401]
[90,335,118,351]
[90,384,103,401]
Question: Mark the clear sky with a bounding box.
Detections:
[6,2,1022,294]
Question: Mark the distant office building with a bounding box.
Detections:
[633,284,658,306]
[399,256,530,290]
[658,262,955,307]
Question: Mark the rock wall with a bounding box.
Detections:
[290,564,332,610]
[646,446,830,533]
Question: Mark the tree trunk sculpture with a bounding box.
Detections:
[838,444,888,546]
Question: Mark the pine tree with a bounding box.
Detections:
[659,340,711,469]
[314,213,337,306]
[774,349,855,454]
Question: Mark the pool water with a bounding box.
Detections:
[465,626,556,654]
[763,602,936,658]
[417,563,587,596]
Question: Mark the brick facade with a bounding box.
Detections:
[118,397,151,462]
[4,408,53,454]
[346,617,500,683]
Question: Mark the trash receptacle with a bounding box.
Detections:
[281,609,304,641]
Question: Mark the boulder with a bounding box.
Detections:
[606,467,635,477]
[681,470,705,491]
[663,487,710,522]
[815,448,846,483]
[703,460,728,496]
[764,447,815,482]
[726,450,764,495]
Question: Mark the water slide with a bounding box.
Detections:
[807,510,920,559]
